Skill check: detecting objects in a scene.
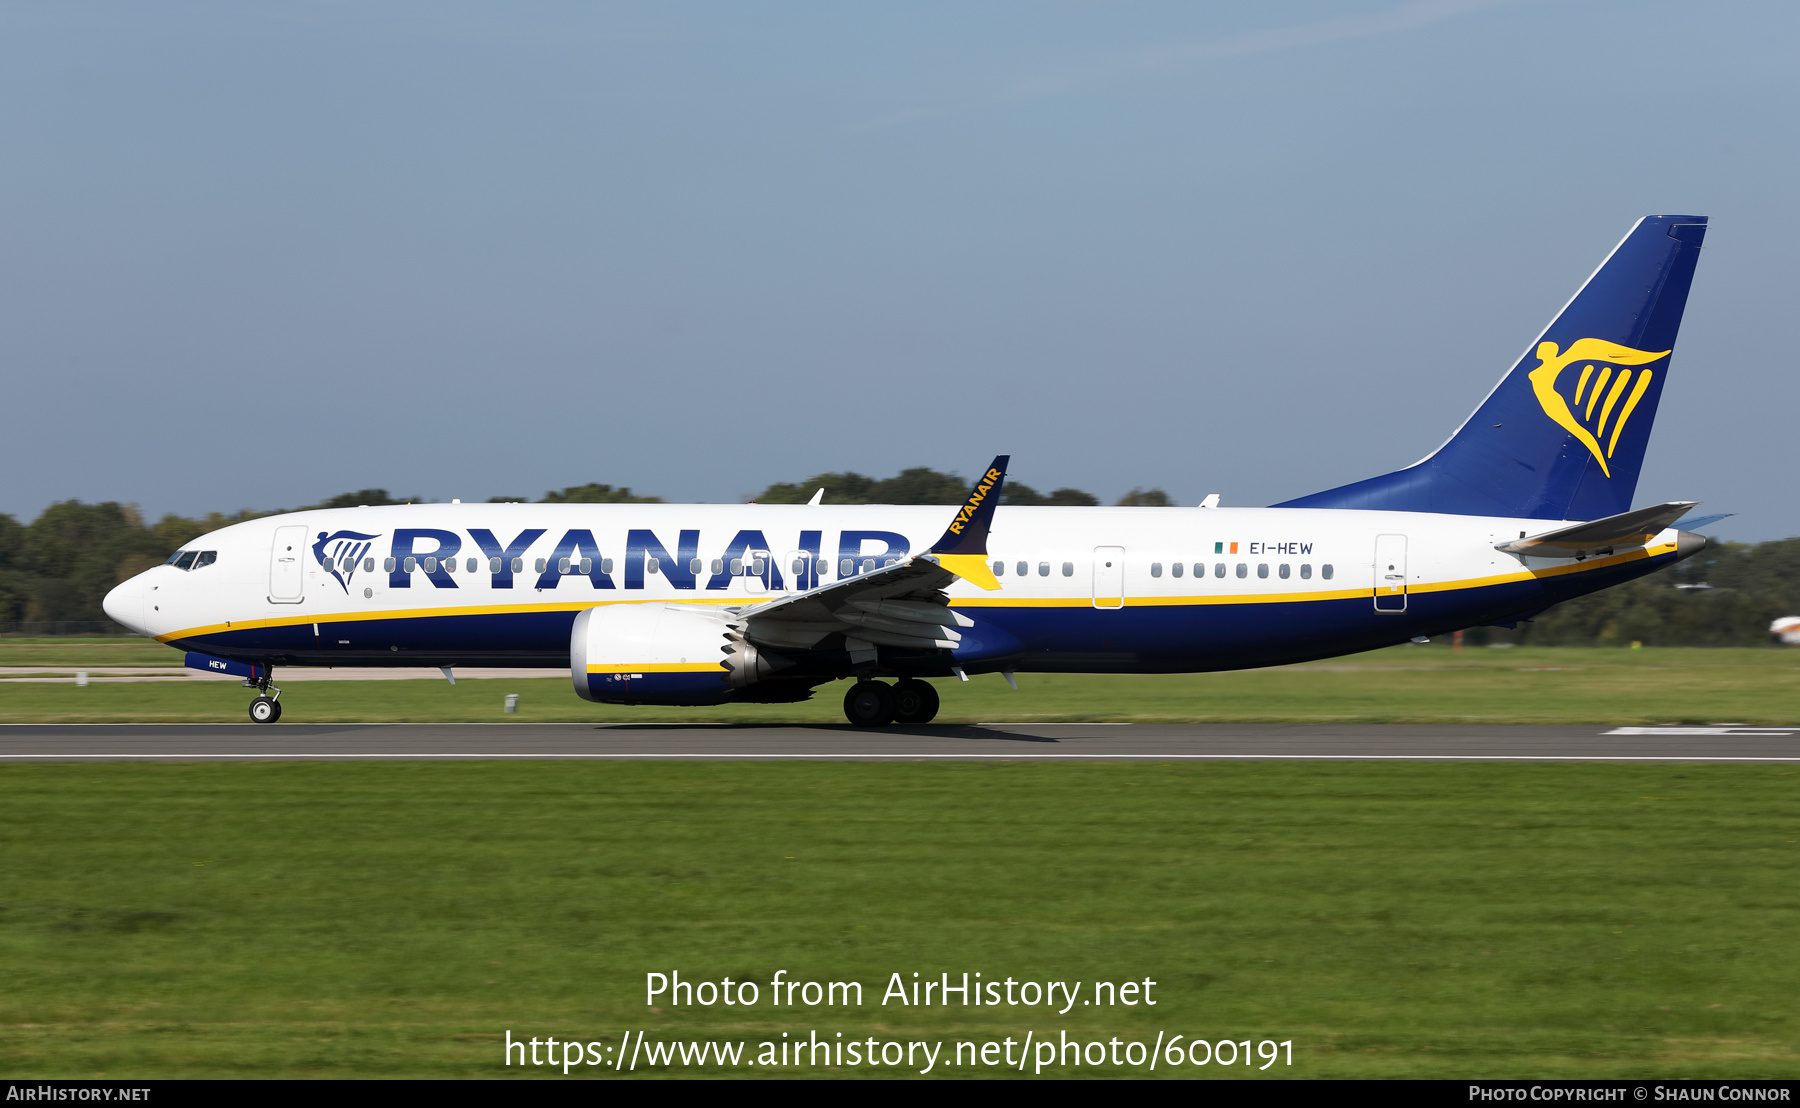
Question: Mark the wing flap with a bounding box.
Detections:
[739,455,1009,664]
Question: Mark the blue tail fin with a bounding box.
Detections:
[1275,215,1708,520]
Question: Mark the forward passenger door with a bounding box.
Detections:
[268,525,306,604]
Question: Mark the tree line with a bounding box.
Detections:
[1,469,1792,645]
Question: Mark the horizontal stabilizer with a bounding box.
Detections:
[1495,501,1697,559]
[1672,512,1732,532]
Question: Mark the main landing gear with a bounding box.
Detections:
[245,670,282,724]
[843,678,940,727]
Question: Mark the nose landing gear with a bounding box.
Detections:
[244,671,282,724]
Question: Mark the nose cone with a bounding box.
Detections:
[103,574,148,635]
[1674,530,1707,561]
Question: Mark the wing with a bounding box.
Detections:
[737,455,1008,658]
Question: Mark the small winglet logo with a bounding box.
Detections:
[947,467,1003,536]
[313,530,380,594]
[1527,338,1670,477]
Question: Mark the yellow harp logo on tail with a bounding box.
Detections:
[1527,338,1670,477]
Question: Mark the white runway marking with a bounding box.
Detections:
[1603,727,1798,736]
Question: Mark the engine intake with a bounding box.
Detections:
[572,603,786,705]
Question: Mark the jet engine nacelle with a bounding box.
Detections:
[571,603,779,706]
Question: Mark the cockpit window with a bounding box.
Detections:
[165,549,217,571]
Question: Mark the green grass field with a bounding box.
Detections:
[0,637,179,667]
[3,644,1796,724]
[1,760,1795,1078]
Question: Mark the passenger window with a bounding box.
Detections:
[992,561,1004,576]
[1194,563,1205,579]
[1257,563,1268,579]
[579,558,593,575]
[404,557,418,573]
[601,558,614,574]
[863,558,876,574]
[512,558,524,573]
[1171,562,1183,578]
[1062,562,1074,577]
[385,558,397,572]
[1235,563,1247,578]
[195,551,217,569]
[752,557,766,575]
[647,557,660,574]
[442,557,454,574]
[839,558,853,576]
[364,558,375,573]
[535,558,546,573]
[1150,562,1163,578]
[489,557,501,573]
[730,558,744,575]
[174,551,197,571]
[466,558,477,573]
[1214,563,1226,578]
[712,559,725,575]
[1322,564,1334,580]
[558,557,571,573]
[321,556,334,573]
[1278,564,1290,579]
[1016,561,1028,577]
[1036,562,1047,576]
[1300,564,1312,580]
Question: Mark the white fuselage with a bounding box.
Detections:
[105,502,1684,675]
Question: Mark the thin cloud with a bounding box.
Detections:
[850,0,1527,134]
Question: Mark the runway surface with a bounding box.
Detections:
[1,722,1796,761]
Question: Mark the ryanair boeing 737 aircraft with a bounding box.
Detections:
[105,215,1714,727]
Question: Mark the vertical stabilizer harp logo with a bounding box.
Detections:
[313,530,380,594]
[1527,339,1670,477]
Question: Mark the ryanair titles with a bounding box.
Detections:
[315,527,919,593]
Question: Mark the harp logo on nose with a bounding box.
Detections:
[313,530,381,594]
[1527,339,1670,477]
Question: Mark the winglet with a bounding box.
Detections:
[928,455,1009,590]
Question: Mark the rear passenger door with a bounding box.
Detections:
[1373,533,1407,612]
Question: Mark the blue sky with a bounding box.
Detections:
[3,1,1795,538]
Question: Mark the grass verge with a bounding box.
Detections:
[1,646,1795,724]
[0,760,1795,1078]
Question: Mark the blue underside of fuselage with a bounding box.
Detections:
[166,552,1671,688]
